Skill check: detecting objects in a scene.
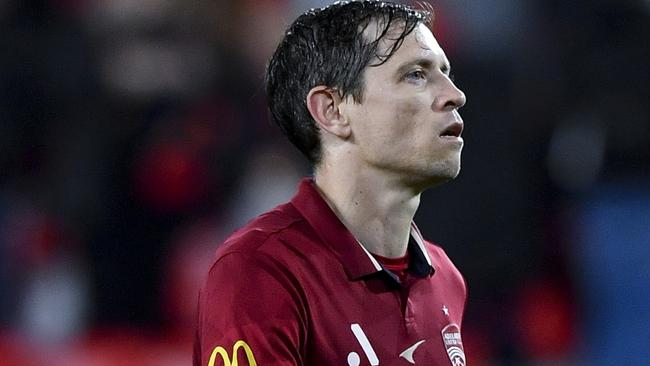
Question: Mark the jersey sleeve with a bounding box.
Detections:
[194,249,307,366]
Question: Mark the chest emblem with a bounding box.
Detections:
[441,324,466,366]
[399,340,426,364]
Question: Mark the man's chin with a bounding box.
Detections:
[430,162,462,183]
[407,165,460,192]
[428,172,458,187]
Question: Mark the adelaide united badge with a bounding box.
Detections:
[441,323,466,366]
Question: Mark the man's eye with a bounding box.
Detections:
[405,70,426,81]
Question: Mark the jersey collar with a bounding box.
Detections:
[290,178,435,281]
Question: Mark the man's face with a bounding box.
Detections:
[341,23,466,190]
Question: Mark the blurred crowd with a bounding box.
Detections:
[0,0,648,365]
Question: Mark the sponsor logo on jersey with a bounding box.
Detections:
[208,340,257,366]
[441,324,466,366]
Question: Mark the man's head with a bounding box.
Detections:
[266,1,431,166]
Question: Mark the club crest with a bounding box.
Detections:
[441,323,466,366]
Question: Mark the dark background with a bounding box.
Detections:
[1,0,648,365]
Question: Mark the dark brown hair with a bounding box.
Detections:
[265,1,432,165]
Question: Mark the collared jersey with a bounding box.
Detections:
[194,178,468,366]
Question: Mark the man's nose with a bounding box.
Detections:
[434,78,466,112]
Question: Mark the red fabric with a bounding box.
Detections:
[194,178,467,366]
[373,251,410,282]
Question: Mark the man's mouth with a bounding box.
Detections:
[439,122,464,138]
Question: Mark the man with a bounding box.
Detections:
[194,1,468,365]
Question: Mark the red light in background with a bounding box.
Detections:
[132,142,208,213]
[513,279,576,359]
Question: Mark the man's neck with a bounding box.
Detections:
[314,167,421,258]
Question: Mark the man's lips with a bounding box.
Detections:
[439,122,464,138]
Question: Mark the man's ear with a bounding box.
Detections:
[306,86,351,139]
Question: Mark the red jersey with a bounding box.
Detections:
[194,178,468,366]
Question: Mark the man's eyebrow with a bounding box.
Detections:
[395,58,432,75]
[395,57,451,76]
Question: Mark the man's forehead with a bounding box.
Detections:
[368,22,446,65]
[413,24,442,54]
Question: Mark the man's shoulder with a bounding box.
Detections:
[204,201,326,288]
[218,202,305,254]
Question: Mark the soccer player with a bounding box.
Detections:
[194,1,468,365]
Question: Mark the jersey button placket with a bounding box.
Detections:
[400,285,417,333]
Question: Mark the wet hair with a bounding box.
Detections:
[265,1,432,166]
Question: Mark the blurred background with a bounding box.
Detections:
[0,0,648,365]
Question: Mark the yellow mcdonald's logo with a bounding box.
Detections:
[207,340,258,366]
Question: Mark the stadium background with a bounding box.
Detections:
[1,0,648,364]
